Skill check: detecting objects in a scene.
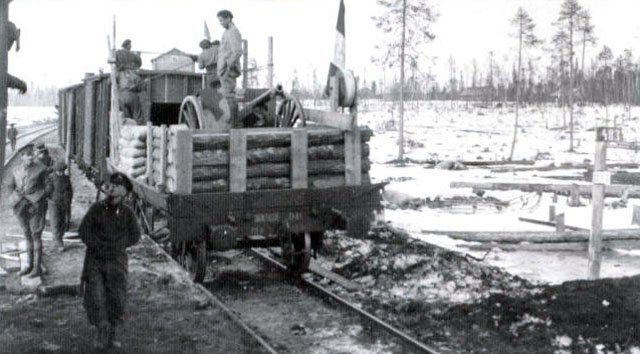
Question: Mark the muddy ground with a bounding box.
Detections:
[315,225,640,354]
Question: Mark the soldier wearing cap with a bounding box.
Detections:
[198,39,220,88]
[7,143,52,277]
[216,9,243,127]
[47,160,73,252]
[79,172,141,349]
[115,39,143,124]
[35,143,53,169]
[8,123,17,152]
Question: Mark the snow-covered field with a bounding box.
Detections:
[357,99,640,284]
[7,106,57,127]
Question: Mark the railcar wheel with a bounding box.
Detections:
[179,96,204,129]
[276,96,306,127]
[281,231,311,273]
[176,241,207,283]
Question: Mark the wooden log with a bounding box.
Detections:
[420,228,640,243]
[191,159,371,181]
[192,173,372,193]
[450,181,640,198]
[192,144,370,166]
[518,216,586,231]
[192,126,373,151]
[491,162,638,173]
[633,205,640,226]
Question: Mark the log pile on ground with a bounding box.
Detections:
[118,126,147,181]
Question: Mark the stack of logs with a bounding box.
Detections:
[189,126,372,193]
[118,126,147,181]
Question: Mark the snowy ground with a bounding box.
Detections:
[356,99,640,285]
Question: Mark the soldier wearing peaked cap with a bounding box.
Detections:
[79,172,141,349]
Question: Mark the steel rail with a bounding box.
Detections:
[4,123,57,147]
[4,126,57,167]
[249,248,443,354]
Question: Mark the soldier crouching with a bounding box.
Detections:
[79,172,141,349]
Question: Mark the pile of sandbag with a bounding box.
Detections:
[118,125,147,181]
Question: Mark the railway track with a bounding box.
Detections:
[201,248,444,354]
[3,123,58,166]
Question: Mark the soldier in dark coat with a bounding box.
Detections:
[115,39,143,124]
[8,123,17,151]
[79,172,141,349]
[7,143,52,277]
[47,160,73,252]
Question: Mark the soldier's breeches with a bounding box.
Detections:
[14,200,46,247]
[49,202,67,242]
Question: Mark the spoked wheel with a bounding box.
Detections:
[280,231,311,274]
[175,241,207,283]
[179,96,204,129]
[276,95,306,127]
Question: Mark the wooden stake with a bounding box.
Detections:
[555,213,565,232]
[548,205,556,222]
[588,130,607,280]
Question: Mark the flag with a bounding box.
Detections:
[324,0,345,98]
[204,20,211,41]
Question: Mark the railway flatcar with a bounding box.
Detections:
[58,38,384,283]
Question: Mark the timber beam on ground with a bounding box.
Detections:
[490,162,638,173]
[451,181,640,198]
[420,228,640,243]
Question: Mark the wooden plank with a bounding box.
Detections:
[518,216,586,231]
[309,261,361,291]
[291,129,308,189]
[450,181,640,198]
[83,77,95,166]
[159,125,167,191]
[173,127,193,194]
[466,239,640,252]
[420,228,640,243]
[229,130,247,192]
[555,213,566,232]
[303,108,355,131]
[146,122,153,186]
[589,138,608,280]
[344,101,361,185]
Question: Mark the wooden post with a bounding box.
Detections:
[344,96,361,186]
[173,128,193,194]
[568,183,581,206]
[330,76,339,112]
[548,205,556,222]
[588,128,608,280]
[291,129,308,189]
[267,37,273,88]
[555,213,565,232]
[0,0,9,192]
[65,92,74,170]
[158,124,167,191]
[145,122,153,186]
[83,74,96,166]
[242,39,249,90]
[108,34,121,165]
[229,130,247,192]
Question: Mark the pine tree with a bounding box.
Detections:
[372,0,438,161]
[508,7,541,161]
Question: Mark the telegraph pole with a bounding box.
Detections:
[0,0,10,192]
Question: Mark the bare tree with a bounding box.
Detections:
[508,7,541,161]
[597,45,613,124]
[578,9,596,75]
[557,0,583,152]
[372,0,438,161]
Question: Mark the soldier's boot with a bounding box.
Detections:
[26,247,42,278]
[108,324,121,348]
[18,247,33,276]
[94,322,110,350]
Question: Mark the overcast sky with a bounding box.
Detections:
[7,0,640,90]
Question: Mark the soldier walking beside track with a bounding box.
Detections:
[216,9,243,127]
[7,123,17,152]
[79,172,141,349]
[47,161,73,252]
[7,143,52,278]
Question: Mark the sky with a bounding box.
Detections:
[7,0,640,90]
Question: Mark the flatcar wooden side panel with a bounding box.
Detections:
[82,79,96,166]
[72,85,85,161]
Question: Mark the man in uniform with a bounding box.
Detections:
[8,143,52,277]
[216,9,243,127]
[8,123,17,152]
[47,161,73,252]
[197,39,219,88]
[115,39,143,124]
[35,143,53,169]
[79,172,141,349]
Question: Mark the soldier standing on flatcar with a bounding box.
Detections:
[8,143,52,277]
[79,172,141,349]
[47,161,73,252]
[8,123,17,152]
[198,39,220,88]
[216,9,243,127]
[115,39,144,124]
